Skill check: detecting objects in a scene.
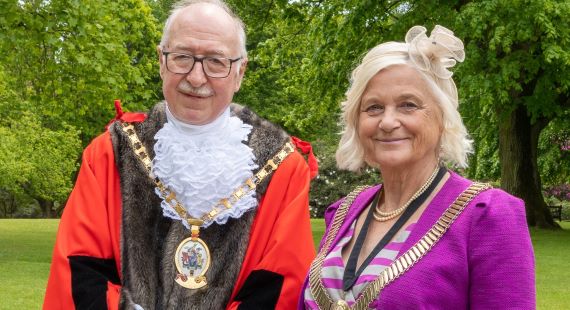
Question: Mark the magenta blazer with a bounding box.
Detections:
[300,171,535,309]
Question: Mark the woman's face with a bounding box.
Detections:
[358,64,443,170]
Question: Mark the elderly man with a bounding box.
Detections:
[43,0,316,309]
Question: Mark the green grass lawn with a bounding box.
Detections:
[0,219,59,310]
[0,219,568,309]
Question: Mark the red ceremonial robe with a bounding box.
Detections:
[43,110,316,309]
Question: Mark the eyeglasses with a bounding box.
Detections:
[162,51,242,78]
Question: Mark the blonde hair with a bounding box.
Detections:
[336,26,472,171]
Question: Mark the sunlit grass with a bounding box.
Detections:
[0,219,59,310]
[0,219,568,309]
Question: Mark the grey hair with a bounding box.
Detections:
[159,0,247,58]
[336,41,472,171]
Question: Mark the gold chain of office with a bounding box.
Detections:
[121,122,295,226]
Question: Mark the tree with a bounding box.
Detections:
[0,0,162,144]
[455,0,570,228]
[228,0,338,139]
[0,0,161,216]
[0,112,82,218]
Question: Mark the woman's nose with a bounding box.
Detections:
[378,108,401,132]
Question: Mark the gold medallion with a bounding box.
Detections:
[334,300,350,310]
[174,228,211,289]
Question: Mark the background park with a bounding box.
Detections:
[0,0,569,308]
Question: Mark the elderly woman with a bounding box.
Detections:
[300,25,535,309]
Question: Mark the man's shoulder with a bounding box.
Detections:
[231,103,289,152]
[86,131,113,151]
[86,98,155,159]
[77,131,116,169]
[230,103,286,134]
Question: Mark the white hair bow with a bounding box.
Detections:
[406,25,465,79]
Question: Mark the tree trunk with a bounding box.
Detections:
[38,198,54,218]
[55,198,67,217]
[498,105,558,228]
[1,192,18,218]
[1,199,7,218]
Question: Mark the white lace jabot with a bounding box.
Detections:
[152,104,258,228]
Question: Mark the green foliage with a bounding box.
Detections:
[456,0,570,120]
[0,112,82,205]
[539,117,570,185]
[0,68,31,198]
[0,0,162,215]
[0,60,81,214]
[453,1,570,212]
[0,0,162,143]
[229,0,337,138]
[147,0,177,24]
[309,138,379,217]
[0,0,568,219]
[0,58,81,212]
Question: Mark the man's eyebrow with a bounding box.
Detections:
[170,46,227,56]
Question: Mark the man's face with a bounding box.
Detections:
[158,3,247,125]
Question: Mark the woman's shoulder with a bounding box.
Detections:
[444,172,526,222]
[448,172,523,205]
[447,172,526,225]
[474,187,524,207]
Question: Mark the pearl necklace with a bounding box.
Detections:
[373,166,441,222]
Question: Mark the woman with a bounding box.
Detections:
[300,25,535,309]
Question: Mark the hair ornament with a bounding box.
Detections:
[406,25,465,79]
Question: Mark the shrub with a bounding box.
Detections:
[309,139,379,218]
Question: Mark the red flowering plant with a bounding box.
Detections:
[550,130,570,157]
[562,140,570,152]
[543,184,570,221]
[543,184,570,204]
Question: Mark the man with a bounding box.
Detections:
[43,0,317,309]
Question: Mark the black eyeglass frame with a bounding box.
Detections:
[162,51,242,79]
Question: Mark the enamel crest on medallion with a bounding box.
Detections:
[174,237,211,289]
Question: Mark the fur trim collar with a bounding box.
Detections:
[109,101,289,309]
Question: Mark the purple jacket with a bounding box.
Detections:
[300,171,535,309]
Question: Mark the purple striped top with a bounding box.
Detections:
[303,220,416,309]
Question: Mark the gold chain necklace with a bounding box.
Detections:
[121,122,294,289]
[373,166,440,222]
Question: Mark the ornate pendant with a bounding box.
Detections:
[334,300,350,310]
[174,226,211,289]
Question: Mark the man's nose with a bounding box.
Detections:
[186,61,208,86]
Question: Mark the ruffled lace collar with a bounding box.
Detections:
[152,104,258,228]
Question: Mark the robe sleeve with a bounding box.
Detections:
[43,132,123,310]
[227,151,316,310]
[468,189,536,309]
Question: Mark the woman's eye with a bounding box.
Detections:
[364,104,383,114]
[401,102,419,111]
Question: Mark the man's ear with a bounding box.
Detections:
[157,45,165,79]
[234,58,248,91]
